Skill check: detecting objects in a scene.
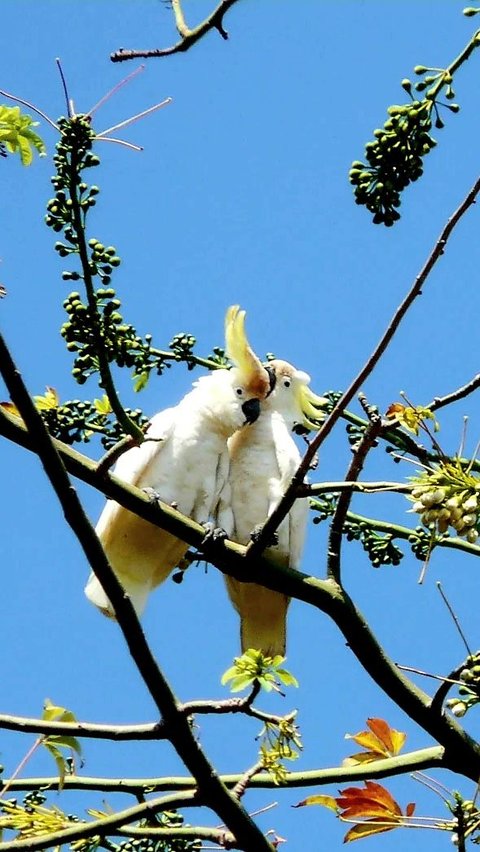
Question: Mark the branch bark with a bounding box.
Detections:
[111,0,242,62]
[2,746,446,795]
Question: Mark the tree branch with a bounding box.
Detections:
[246,173,480,560]
[427,372,480,412]
[111,0,242,63]
[2,747,446,795]
[0,791,200,852]
[1,343,479,786]
[0,691,286,741]
[326,407,383,582]
[0,331,274,852]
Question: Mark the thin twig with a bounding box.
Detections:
[0,88,58,130]
[326,409,384,583]
[232,761,264,799]
[299,480,413,496]
[427,373,480,412]
[96,434,138,477]
[111,0,241,62]
[437,581,473,657]
[431,661,468,714]
[246,174,480,561]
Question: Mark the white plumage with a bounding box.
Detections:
[85,306,270,618]
[218,360,326,656]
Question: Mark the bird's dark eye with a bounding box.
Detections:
[235,387,244,397]
[283,378,291,388]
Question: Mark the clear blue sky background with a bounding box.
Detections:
[1,1,480,849]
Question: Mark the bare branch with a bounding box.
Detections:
[111,0,242,63]
[326,406,383,583]
[0,714,166,741]
[247,173,480,560]
[427,372,480,412]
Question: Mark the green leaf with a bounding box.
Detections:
[276,668,299,688]
[133,371,150,392]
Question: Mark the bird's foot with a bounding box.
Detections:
[142,486,161,503]
[250,524,278,547]
[201,521,229,548]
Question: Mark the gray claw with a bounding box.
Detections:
[201,521,228,548]
[250,524,278,547]
[143,486,161,503]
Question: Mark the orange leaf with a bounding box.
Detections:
[367,718,406,756]
[337,782,402,817]
[406,802,416,817]
[345,718,406,763]
[344,818,398,844]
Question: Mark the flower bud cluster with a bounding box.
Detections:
[446,652,480,717]
[410,483,479,543]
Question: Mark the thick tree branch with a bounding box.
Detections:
[0,331,274,852]
[3,747,446,795]
[0,691,285,740]
[111,0,242,63]
[246,173,480,560]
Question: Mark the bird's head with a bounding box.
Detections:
[263,359,328,430]
[195,305,270,434]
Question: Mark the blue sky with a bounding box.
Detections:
[1,1,480,849]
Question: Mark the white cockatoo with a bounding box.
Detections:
[85,306,270,618]
[217,359,326,657]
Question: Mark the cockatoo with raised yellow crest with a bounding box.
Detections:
[217,359,326,657]
[85,306,270,619]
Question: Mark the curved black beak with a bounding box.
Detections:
[241,397,261,425]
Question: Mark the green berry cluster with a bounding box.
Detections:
[311,493,338,523]
[410,481,479,544]
[446,652,480,717]
[207,345,229,367]
[38,397,148,449]
[116,809,201,852]
[350,65,461,225]
[61,288,169,387]
[45,115,99,238]
[349,99,436,226]
[344,519,404,567]
[170,333,197,368]
[407,525,435,561]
